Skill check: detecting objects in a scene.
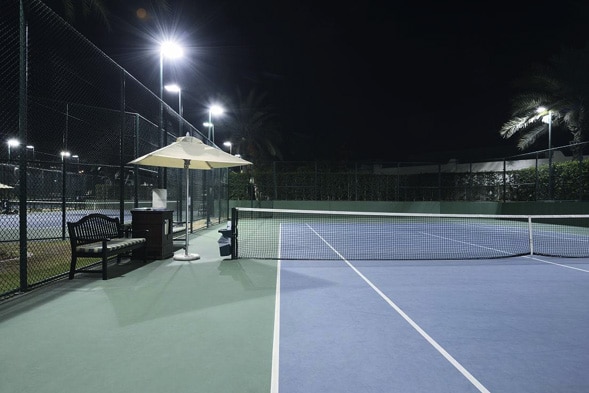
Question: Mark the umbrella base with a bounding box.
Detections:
[173,252,200,261]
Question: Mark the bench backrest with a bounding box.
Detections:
[67,214,123,246]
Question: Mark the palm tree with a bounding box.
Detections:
[500,46,589,158]
[220,88,284,164]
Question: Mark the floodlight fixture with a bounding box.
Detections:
[164,84,181,93]
[160,41,183,59]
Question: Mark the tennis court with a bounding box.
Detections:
[235,208,589,392]
[275,257,589,392]
[1,208,588,393]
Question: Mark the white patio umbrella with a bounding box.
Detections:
[128,134,252,261]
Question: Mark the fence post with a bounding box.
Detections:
[18,0,28,291]
[535,152,539,201]
[502,158,506,202]
[61,155,67,239]
[273,161,278,200]
[438,163,442,201]
[119,69,125,223]
[133,114,139,208]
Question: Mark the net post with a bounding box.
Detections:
[528,216,534,256]
[231,207,238,259]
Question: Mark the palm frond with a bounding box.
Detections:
[500,116,536,139]
[516,125,546,150]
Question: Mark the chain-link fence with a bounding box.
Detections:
[242,142,588,204]
[1,0,229,298]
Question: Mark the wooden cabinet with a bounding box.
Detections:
[131,209,174,260]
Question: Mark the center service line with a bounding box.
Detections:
[306,224,491,393]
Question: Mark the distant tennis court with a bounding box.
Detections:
[234,208,589,392]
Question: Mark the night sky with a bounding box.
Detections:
[49,0,589,162]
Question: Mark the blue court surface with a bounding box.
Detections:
[274,256,589,393]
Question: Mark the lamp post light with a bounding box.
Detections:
[159,41,183,188]
[206,105,224,143]
[203,121,214,143]
[71,154,80,174]
[223,141,232,155]
[7,138,19,160]
[537,107,553,199]
[26,145,34,160]
[165,84,183,135]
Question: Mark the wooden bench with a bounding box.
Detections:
[67,213,148,280]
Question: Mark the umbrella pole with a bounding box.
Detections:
[173,160,200,261]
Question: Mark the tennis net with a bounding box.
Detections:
[231,207,589,260]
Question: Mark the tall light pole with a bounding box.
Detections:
[165,83,184,222]
[537,107,553,199]
[159,41,183,189]
[202,105,224,228]
[60,150,71,239]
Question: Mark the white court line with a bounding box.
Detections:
[270,227,282,393]
[421,232,513,255]
[525,255,589,273]
[424,233,589,273]
[305,224,491,393]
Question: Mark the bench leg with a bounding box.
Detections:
[69,256,77,280]
[102,250,108,280]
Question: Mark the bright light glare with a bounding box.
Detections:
[164,84,181,93]
[209,105,224,116]
[223,141,232,147]
[60,151,71,158]
[160,41,183,59]
[203,122,213,127]
[7,138,20,147]
[536,106,547,113]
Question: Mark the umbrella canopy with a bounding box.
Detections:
[128,135,251,169]
[0,183,14,189]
